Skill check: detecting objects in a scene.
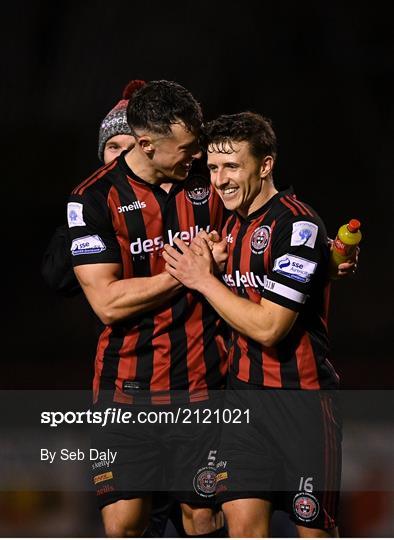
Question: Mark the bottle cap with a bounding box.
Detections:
[347,219,361,233]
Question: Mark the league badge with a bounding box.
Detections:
[67,202,86,227]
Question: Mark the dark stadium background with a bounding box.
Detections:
[1,1,392,537]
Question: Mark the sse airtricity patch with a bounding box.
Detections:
[293,492,320,522]
[67,202,86,227]
[71,235,106,256]
[273,254,317,283]
[291,221,318,248]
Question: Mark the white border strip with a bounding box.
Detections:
[264,276,306,304]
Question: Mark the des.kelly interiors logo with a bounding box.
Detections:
[129,225,211,255]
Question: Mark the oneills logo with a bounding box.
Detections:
[118,201,146,213]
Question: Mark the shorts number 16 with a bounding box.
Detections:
[299,476,314,492]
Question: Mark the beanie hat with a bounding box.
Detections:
[98,79,146,162]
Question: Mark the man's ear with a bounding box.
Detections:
[137,135,155,155]
[260,155,274,179]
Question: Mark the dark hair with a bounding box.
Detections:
[127,80,203,136]
[203,112,277,161]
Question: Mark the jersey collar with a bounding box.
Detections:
[238,186,295,222]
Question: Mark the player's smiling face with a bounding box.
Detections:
[152,122,202,181]
[207,140,266,216]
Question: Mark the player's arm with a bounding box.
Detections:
[163,238,297,347]
[191,270,297,347]
[74,263,182,325]
[67,193,181,325]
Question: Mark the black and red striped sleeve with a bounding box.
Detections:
[67,187,121,267]
[262,210,329,312]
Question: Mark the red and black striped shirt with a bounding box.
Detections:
[222,187,339,390]
[67,154,228,403]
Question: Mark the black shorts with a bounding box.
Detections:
[216,375,342,530]
[90,399,221,509]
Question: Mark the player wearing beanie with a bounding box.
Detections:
[41,80,146,297]
[98,80,146,162]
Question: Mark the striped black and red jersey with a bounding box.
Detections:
[67,153,228,404]
[222,187,339,390]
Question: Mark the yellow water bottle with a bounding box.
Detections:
[330,219,362,279]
